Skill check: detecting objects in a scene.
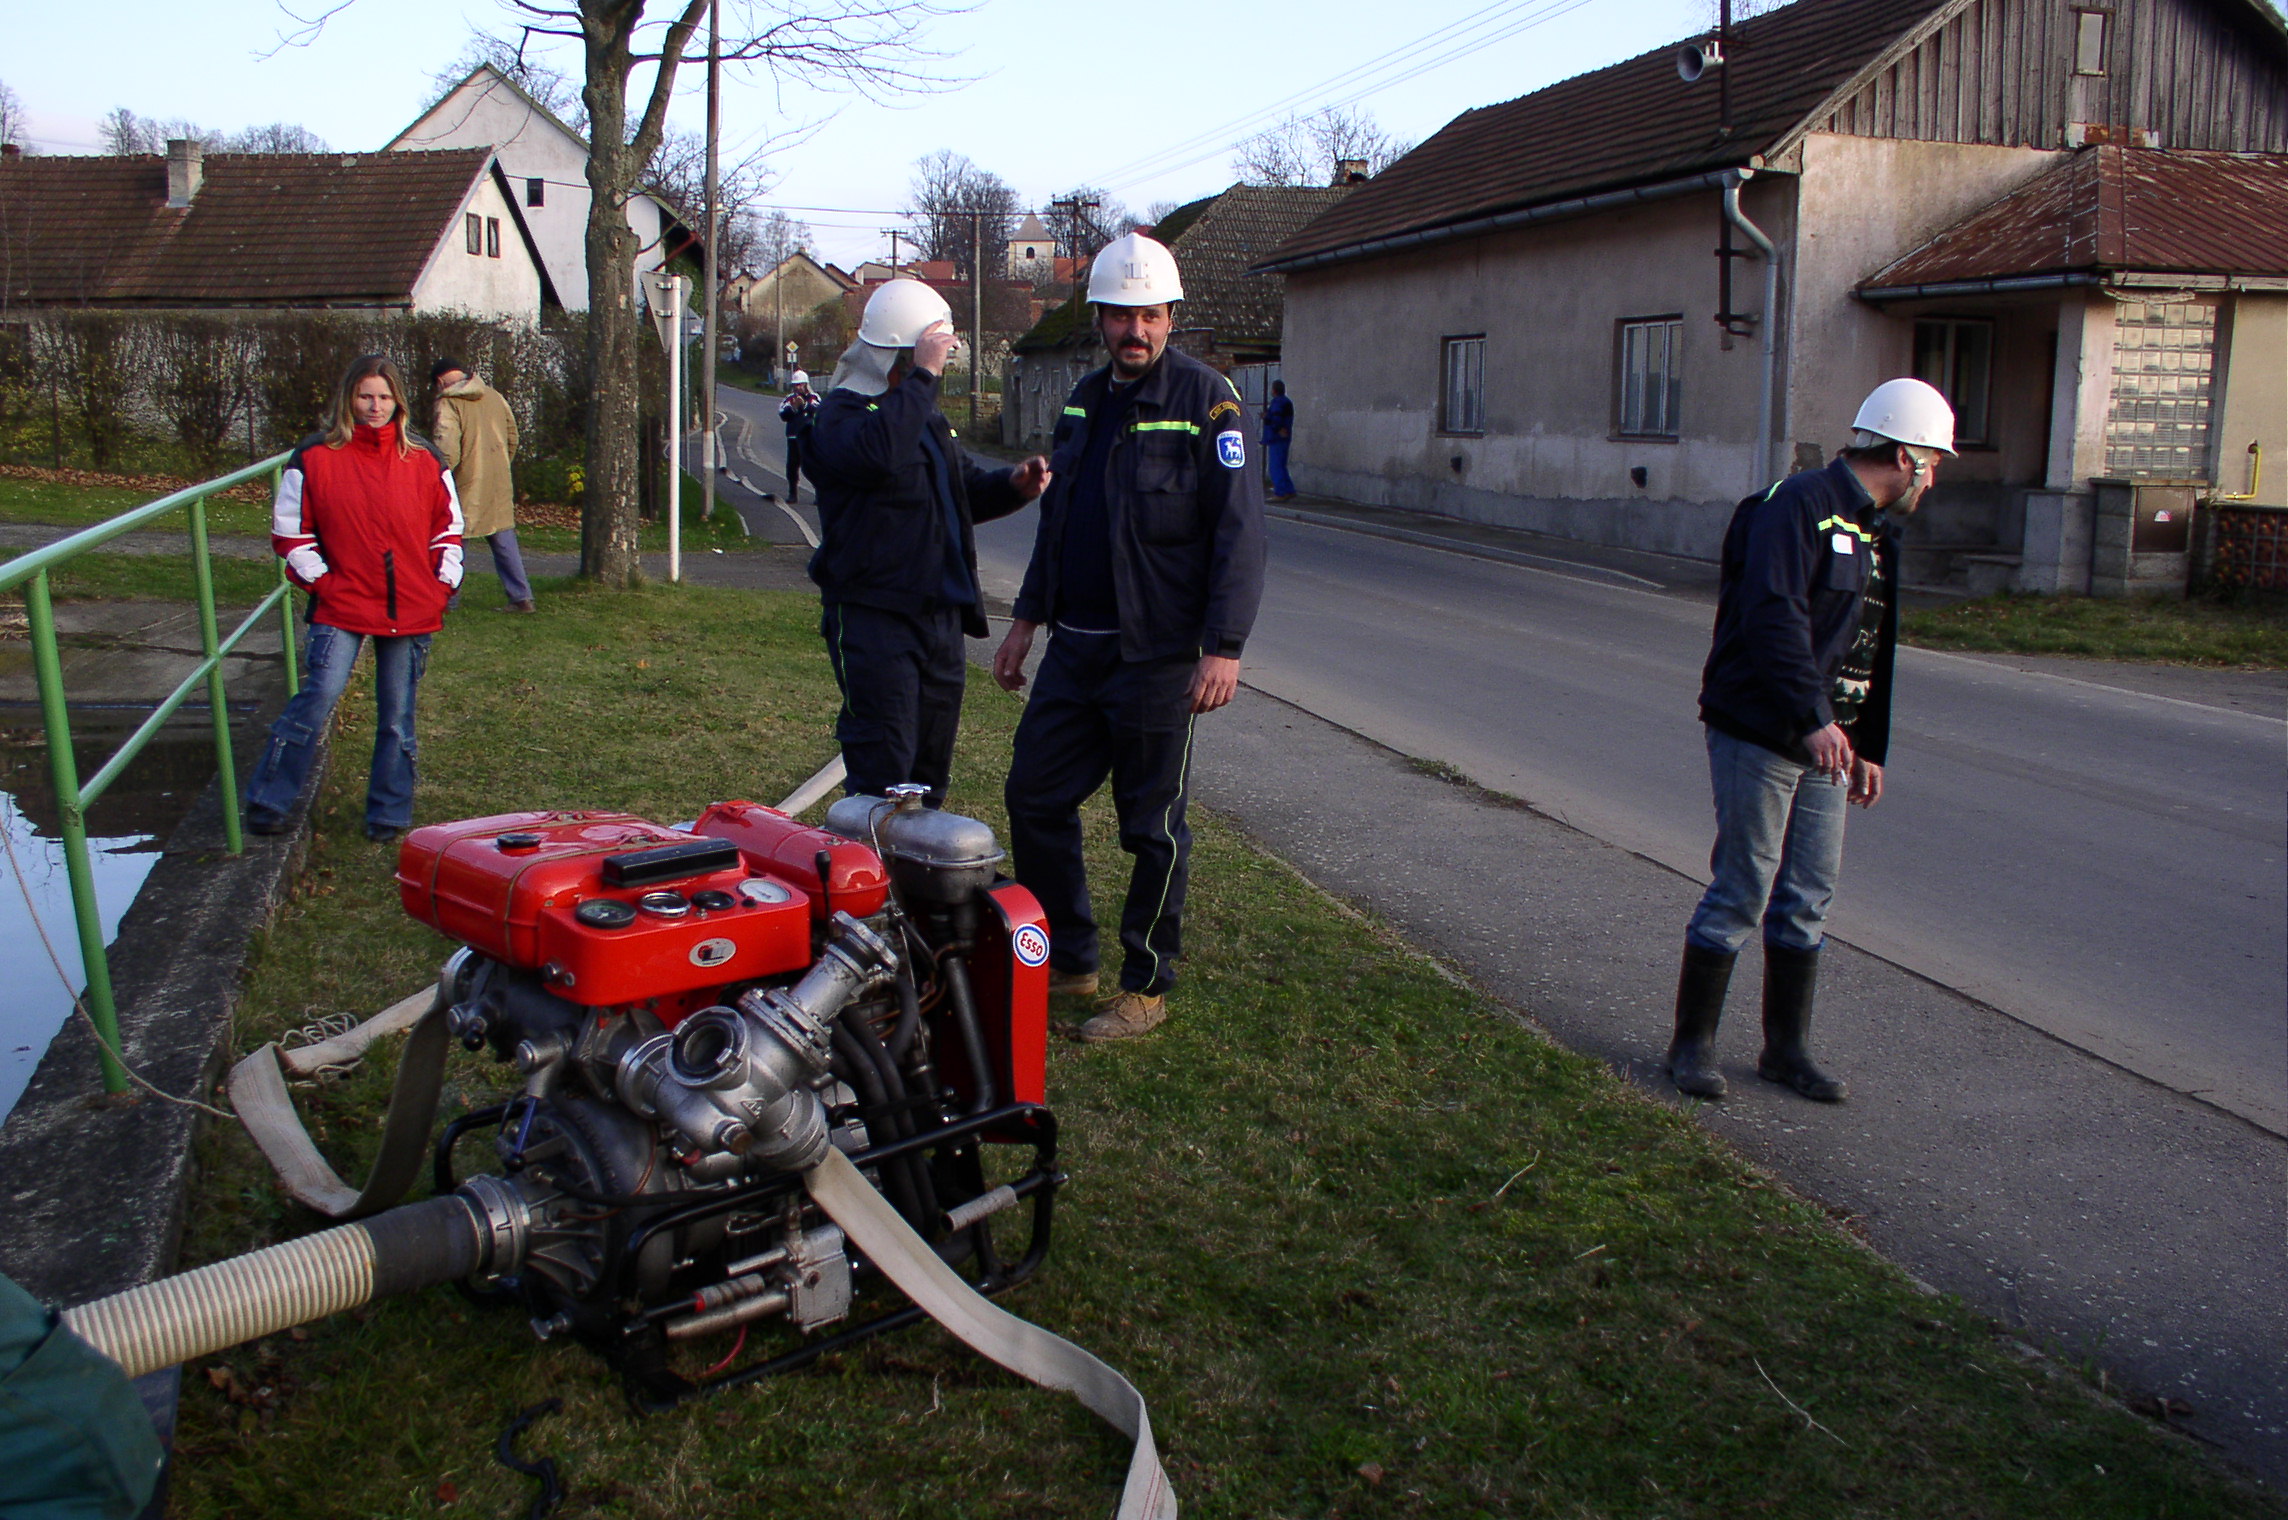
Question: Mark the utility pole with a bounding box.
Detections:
[882,228,901,278]
[700,0,721,526]
[970,211,983,433]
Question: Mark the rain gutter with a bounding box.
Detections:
[1723,167,1782,491]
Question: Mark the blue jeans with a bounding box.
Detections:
[487,529,533,604]
[245,621,431,835]
[1684,726,1848,956]
[1264,438,1294,498]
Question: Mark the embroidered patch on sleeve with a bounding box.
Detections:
[1217,431,1246,469]
[1209,399,1241,424]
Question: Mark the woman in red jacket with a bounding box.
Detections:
[244,354,464,843]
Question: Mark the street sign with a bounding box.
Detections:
[785,341,799,367]
[638,269,690,350]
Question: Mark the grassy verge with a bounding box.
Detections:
[1903,590,2288,667]
[165,582,2276,1518]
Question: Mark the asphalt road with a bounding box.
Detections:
[976,507,2288,1138]
[701,393,2287,1479]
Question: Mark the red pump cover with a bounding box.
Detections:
[395,810,813,1007]
[689,800,889,921]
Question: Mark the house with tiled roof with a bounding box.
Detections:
[390,64,692,313]
[0,140,552,320]
[1258,0,2288,594]
[1001,179,1358,447]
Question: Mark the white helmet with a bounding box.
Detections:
[1852,377,1957,455]
[858,278,953,347]
[789,369,810,387]
[1087,232,1183,306]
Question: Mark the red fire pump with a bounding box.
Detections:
[392,785,1059,1405]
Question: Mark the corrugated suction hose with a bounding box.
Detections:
[60,1195,486,1378]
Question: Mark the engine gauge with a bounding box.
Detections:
[691,888,738,912]
[737,877,793,906]
[574,898,637,929]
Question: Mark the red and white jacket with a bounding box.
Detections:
[272,423,464,637]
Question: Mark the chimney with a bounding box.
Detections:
[1332,158,1369,186]
[1,144,21,160]
[165,139,204,208]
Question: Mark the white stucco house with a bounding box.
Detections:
[0,139,552,321]
[1259,0,2288,596]
[390,64,694,313]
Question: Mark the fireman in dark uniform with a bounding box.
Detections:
[992,233,1268,1042]
[806,279,1049,805]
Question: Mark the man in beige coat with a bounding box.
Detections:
[431,358,534,612]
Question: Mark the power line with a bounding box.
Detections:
[1092,0,1611,194]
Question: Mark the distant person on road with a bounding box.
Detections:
[429,357,532,613]
[1665,378,1955,1104]
[805,280,1050,806]
[778,370,821,505]
[245,354,462,844]
[993,233,1267,1044]
[1262,379,1295,501]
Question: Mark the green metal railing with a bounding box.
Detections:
[1,453,299,1094]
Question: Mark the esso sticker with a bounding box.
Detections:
[689,937,738,968]
[1011,924,1050,968]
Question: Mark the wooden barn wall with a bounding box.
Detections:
[1818,0,2288,152]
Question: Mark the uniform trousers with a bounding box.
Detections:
[1004,629,1197,996]
[784,438,807,501]
[820,600,966,805]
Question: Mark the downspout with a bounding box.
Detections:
[1723,168,1781,489]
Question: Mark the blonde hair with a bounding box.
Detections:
[323,354,417,457]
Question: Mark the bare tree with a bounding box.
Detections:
[429,32,590,134]
[752,209,813,273]
[1233,107,1411,187]
[903,150,1018,275]
[0,79,29,152]
[99,107,330,154]
[483,0,954,586]
[644,125,776,274]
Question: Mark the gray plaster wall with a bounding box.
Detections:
[1280,180,1794,562]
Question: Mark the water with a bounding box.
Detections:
[0,721,241,1123]
[0,792,160,1120]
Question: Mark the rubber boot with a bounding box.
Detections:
[1665,944,1735,1098]
[1757,943,1847,1102]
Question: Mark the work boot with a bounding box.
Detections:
[1757,943,1847,1102]
[1665,943,1735,1098]
[1078,990,1166,1043]
[1047,967,1100,998]
[499,599,536,614]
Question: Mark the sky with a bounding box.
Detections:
[21,0,2244,273]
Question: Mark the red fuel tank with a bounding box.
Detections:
[396,811,814,1007]
[690,800,890,921]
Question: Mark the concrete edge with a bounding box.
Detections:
[0,728,328,1310]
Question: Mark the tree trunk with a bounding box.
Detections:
[580,23,645,587]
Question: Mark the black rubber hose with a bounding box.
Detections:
[830,1021,925,1226]
[941,956,997,1117]
[885,960,924,1062]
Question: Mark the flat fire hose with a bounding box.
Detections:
[227,985,451,1220]
[805,1146,1177,1519]
[227,990,1178,1516]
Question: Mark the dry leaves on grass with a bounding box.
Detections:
[0,462,269,504]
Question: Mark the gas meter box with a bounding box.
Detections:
[396,811,813,1006]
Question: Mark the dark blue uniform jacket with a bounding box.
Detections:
[1013,347,1267,662]
[1699,457,1898,766]
[805,369,1024,640]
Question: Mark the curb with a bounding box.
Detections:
[1265,505,1670,590]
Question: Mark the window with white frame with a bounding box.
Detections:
[1615,317,1683,439]
[1441,336,1484,435]
[465,213,482,255]
[1912,318,1995,447]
